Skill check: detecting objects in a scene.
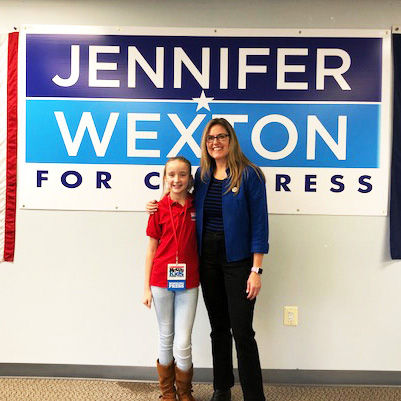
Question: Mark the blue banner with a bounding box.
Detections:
[22,28,389,215]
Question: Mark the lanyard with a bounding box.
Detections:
[168,196,188,265]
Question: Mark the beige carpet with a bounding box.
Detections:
[0,378,401,401]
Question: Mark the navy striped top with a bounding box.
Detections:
[204,176,224,232]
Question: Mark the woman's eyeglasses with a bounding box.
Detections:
[206,134,230,143]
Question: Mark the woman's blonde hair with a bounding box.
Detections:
[200,118,265,193]
[162,156,194,198]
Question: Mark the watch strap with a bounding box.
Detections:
[251,267,263,275]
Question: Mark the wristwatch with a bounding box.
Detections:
[251,267,263,275]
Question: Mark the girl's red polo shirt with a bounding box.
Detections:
[146,193,199,289]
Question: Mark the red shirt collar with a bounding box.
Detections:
[161,193,194,207]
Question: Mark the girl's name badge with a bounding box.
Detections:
[167,263,187,291]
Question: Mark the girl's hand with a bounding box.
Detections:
[146,200,159,215]
[246,272,261,300]
[142,288,153,309]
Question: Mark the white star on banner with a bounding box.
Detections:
[192,90,214,111]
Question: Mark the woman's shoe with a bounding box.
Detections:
[209,388,231,401]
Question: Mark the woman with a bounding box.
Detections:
[195,118,268,401]
[148,118,268,401]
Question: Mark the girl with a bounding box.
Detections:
[143,156,199,401]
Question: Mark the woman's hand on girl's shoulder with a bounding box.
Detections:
[142,288,153,309]
[146,200,159,215]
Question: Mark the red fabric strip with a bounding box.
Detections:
[4,32,18,262]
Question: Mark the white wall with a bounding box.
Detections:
[0,0,400,372]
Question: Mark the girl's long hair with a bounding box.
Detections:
[200,118,265,193]
[161,156,194,199]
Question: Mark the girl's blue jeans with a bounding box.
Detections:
[151,286,199,371]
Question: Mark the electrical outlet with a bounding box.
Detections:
[284,306,298,326]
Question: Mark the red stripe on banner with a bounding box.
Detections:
[4,32,18,262]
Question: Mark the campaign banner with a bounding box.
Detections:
[20,26,391,215]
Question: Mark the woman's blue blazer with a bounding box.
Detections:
[194,166,269,262]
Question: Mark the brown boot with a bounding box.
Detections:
[157,359,177,400]
[175,365,196,401]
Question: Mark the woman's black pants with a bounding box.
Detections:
[200,231,265,401]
